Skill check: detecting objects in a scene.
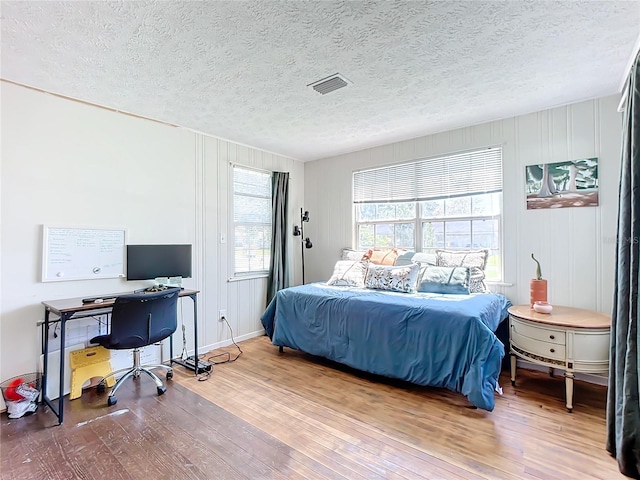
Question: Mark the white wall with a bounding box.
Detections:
[0,81,621,401]
[303,96,622,314]
[0,82,304,390]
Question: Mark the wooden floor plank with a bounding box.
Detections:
[199,368,475,480]
[0,335,624,480]
[174,394,342,480]
[186,336,622,480]
[195,347,534,479]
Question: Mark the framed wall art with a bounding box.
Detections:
[525,157,598,210]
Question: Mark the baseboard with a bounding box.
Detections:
[515,359,608,386]
[197,329,265,357]
[171,329,264,368]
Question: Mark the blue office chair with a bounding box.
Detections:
[90,288,180,406]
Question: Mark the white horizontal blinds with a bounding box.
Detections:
[353,147,502,203]
[232,165,272,274]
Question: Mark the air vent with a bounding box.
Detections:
[308,73,352,95]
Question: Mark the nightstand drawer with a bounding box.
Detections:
[573,331,610,364]
[510,316,565,345]
[511,329,566,361]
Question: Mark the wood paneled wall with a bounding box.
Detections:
[304,96,622,314]
[0,82,304,393]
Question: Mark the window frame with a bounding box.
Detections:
[231,164,273,278]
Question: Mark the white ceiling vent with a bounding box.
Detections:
[308,73,352,95]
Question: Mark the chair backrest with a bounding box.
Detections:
[107,288,180,350]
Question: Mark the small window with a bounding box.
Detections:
[232,166,272,276]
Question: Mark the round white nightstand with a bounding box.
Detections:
[508,305,611,413]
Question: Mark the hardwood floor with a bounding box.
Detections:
[1,336,624,479]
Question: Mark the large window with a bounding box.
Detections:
[232,166,272,276]
[354,147,503,281]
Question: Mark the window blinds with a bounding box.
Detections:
[353,147,503,203]
[233,167,272,223]
[232,165,272,274]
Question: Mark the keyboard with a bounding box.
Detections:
[81,296,118,304]
[81,286,183,304]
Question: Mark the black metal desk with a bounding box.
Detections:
[41,289,199,424]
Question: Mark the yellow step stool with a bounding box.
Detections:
[69,346,114,400]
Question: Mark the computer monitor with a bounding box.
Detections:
[126,244,192,281]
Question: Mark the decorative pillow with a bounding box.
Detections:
[411,252,437,267]
[395,251,438,284]
[393,250,415,266]
[365,248,399,265]
[435,249,489,293]
[364,263,420,293]
[340,248,369,261]
[327,260,369,287]
[417,266,470,295]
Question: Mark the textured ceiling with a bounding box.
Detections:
[2,1,639,161]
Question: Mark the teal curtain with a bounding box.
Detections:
[606,50,640,479]
[266,172,290,305]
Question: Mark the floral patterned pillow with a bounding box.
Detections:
[327,260,369,287]
[435,249,489,293]
[364,263,420,293]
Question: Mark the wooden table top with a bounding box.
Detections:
[508,304,611,329]
[42,288,199,315]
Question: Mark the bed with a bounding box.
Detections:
[261,282,511,411]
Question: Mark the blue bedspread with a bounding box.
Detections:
[261,283,511,411]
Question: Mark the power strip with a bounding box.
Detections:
[173,356,212,374]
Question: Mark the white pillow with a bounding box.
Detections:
[435,249,489,293]
[340,248,369,261]
[327,260,369,287]
[364,263,420,293]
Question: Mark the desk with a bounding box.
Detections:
[41,289,199,424]
[508,305,610,412]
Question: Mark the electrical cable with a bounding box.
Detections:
[206,316,243,365]
[197,365,211,381]
[193,316,243,383]
[180,324,188,360]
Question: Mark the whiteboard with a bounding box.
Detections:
[42,226,126,282]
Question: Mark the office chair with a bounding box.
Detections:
[90,288,180,407]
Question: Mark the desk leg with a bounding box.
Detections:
[169,294,200,375]
[565,372,574,413]
[56,315,69,424]
[191,294,198,375]
[41,311,68,424]
[42,310,50,406]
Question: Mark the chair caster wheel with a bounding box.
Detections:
[107,396,117,406]
[157,385,166,396]
[97,382,106,393]
[166,370,173,381]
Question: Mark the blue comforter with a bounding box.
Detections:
[261,283,511,411]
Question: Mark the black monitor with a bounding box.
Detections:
[126,244,192,281]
